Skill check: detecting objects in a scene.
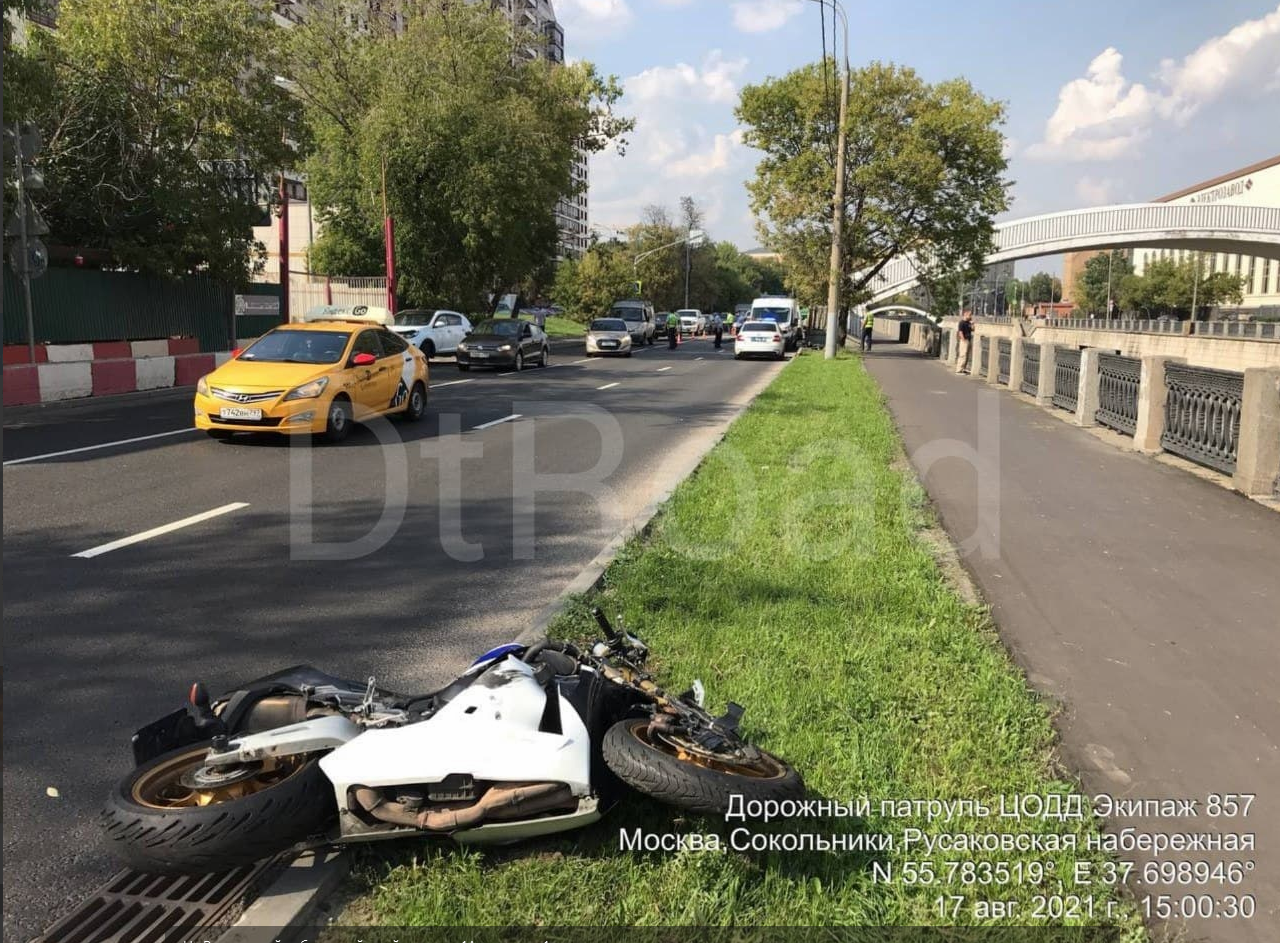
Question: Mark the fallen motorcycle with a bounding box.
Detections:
[102,608,803,874]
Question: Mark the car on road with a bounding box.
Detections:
[194,306,429,443]
[586,318,634,357]
[456,318,550,371]
[734,320,786,360]
[749,296,801,351]
[676,309,702,335]
[608,299,656,345]
[390,309,472,357]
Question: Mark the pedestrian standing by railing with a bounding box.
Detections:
[956,310,974,374]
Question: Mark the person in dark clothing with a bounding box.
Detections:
[956,311,975,374]
[712,312,724,349]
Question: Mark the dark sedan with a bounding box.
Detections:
[456,318,550,372]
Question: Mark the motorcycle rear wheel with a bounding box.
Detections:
[101,743,333,874]
[602,718,803,816]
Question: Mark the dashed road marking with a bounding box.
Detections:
[4,429,198,466]
[472,413,522,430]
[72,502,250,559]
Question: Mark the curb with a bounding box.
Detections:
[217,851,348,943]
[217,350,791,940]
[518,351,793,643]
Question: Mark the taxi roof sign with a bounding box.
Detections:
[300,304,394,326]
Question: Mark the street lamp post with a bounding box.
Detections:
[633,229,705,297]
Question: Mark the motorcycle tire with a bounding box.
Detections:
[602,718,803,816]
[101,743,334,874]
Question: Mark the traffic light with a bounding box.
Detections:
[4,122,49,279]
[634,279,642,295]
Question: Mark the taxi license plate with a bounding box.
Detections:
[219,406,263,421]
[473,351,490,358]
[601,341,618,348]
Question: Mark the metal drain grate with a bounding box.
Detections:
[34,857,288,943]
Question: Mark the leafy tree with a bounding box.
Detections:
[292,0,631,310]
[550,201,787,317]
[1118,256,1243,318]
[1026,272,1062,304]
[550,240,633,319]
[16,0,298,283]
[1074,251,1131,314]
[737,60,1009,308]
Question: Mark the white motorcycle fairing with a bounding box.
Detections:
[318,656,595,836]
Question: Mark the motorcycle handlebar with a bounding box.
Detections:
[591,607,619,640]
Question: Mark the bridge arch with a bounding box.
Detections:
[863,202,1280,303]
[865,304,936,320]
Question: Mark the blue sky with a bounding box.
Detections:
[559,0,1280,273]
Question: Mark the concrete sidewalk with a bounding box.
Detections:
[865,346,1279,943]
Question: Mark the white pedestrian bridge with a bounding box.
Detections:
[864,203,1280,303]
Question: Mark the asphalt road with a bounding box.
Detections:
[2,336,786,942]
[865,345,1280,943]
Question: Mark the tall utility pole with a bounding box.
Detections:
[684,232,691,309]
[278,172,290,323]
[1190,251,1201,319]
[822,0,850,360]
[381,157,396,314]
[1105,250,1114,318]
[6,122,48,362]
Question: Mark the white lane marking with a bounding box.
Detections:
[431,378,476,388]
[572,358,593,364]
[72,502,250,559]
[4,428,197,466]
[695,356,705,361]
[597,382,620,390]
[657,366,673,372]
[472,413,522,430]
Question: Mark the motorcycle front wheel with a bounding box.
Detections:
[602,718,803,816]
[101,743,334,874]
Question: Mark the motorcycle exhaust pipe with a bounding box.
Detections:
[354,782,575,832]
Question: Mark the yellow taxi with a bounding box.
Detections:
[194,306,430,442]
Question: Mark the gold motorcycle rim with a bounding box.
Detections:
[130,747,307,810]
[626,719,789,780]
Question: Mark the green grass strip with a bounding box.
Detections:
[347,352,1147,936]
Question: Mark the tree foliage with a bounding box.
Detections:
[1117,256,1244,318]
[1074,251,1132,314]
[1026,272,1063,304]
[292,0,631,310]
[550,197,786,319]
[737,61,1009,306]
[11,0,298,283]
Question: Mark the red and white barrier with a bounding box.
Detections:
[3,342,232,406]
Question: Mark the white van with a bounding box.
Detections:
[749,296,801,351]
[608,299,656,345]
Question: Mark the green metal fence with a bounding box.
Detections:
[3,268,237,352]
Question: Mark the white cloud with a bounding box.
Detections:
[551,0,634,42]
[1156,3,1280,122]
[1001,136,1018,159]
[731,0,803,34]
[1074,175,1117,205]
[1029,48,1155,160]
[589,53,759,245]
[666,130,746,178]
[1030,4,1280,161]
[627,51,749,105]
